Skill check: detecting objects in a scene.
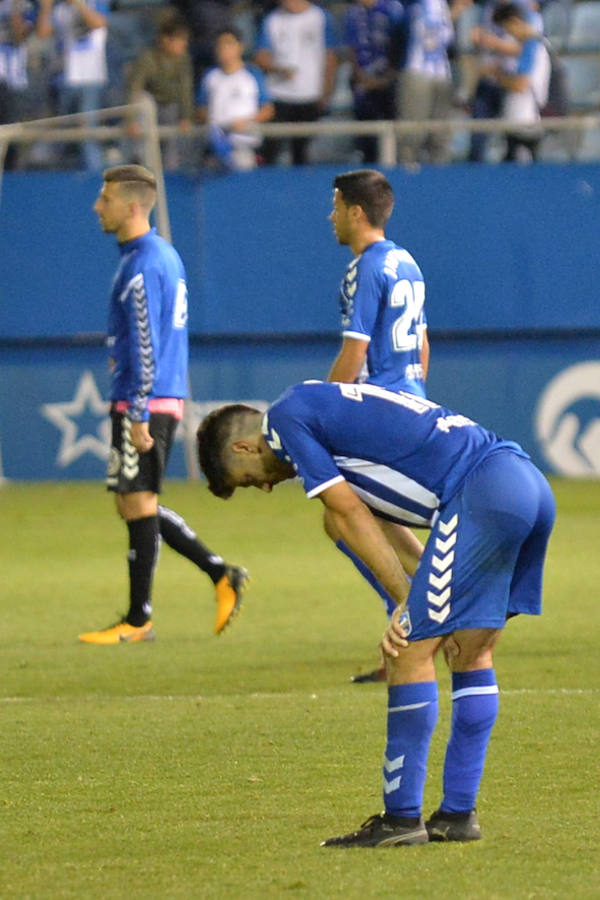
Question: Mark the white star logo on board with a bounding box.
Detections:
[41,370,111,467]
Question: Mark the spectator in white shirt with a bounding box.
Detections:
[491,2,550,162]
[254,0,339,165]
[395,0,471,164]
[38,0,109,171]
[197,27,274,171]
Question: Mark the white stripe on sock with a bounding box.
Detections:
[452,685,499,701]
[388,701,432,713]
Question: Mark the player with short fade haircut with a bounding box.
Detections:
[196,381,555,847]
[196,403,259,500]
[79,164,248,644]
[327,169,430,681]
[102,163,158,209]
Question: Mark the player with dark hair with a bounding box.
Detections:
[196,381,555,846]
[328,169,429,392]
[327,169,430,680]
[79,164,247,644]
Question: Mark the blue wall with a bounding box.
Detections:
[2,165,600,338]
[1,166,599,481]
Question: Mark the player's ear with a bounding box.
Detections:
[231,439,259,455]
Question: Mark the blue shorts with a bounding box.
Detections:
[405,451,556,641]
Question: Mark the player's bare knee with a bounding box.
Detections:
[445,628,501,672]
[386,636,440,684]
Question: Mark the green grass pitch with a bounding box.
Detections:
[1,478,599,899]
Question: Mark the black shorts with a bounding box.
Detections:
[106,410,178,494]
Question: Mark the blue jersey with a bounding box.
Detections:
[107,228,189,421]
[343,0,404,80]
[262,381,526,526]
[401,0,454,79]
[339,239,427,396]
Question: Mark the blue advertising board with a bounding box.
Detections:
[1,336,598,480]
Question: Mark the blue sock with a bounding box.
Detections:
[441,669,499,813]
[336,539,397,617]
[383,682,438,818]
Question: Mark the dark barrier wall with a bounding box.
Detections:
[2,165,600,338]
[1,166,599,481]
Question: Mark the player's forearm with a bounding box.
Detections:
[9,14,30,43]
[327,338,368,383]
[255,102,275,124]
[327,352,361,383]
[377,519,424,578]
[420,330,430,381]
[322,52,338,104]
[70,0,106,30]
[497,71,529,92]
[327,502,411,607]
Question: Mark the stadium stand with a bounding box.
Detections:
[566,0,600,50]
[4,0,600,166]
[542,0,572,49]
[561,54,600,109]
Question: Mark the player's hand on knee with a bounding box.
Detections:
[381,607,409,657]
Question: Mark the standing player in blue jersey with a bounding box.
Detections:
[196,381,555,845]
[328,170,429,394]
[327,169,429,680]
[79,165,248,644]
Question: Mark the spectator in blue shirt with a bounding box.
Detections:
[343,0,404,163]
[0,0,46,168]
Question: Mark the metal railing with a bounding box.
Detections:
[0,95,172,240]
[2,101,600,171]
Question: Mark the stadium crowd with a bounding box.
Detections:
[0,0,591,169]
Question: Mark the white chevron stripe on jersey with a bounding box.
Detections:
[124,273,155,420]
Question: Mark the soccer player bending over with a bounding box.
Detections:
[326,169,430,681]
[196,380,555,845]
[79,164,247,644]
